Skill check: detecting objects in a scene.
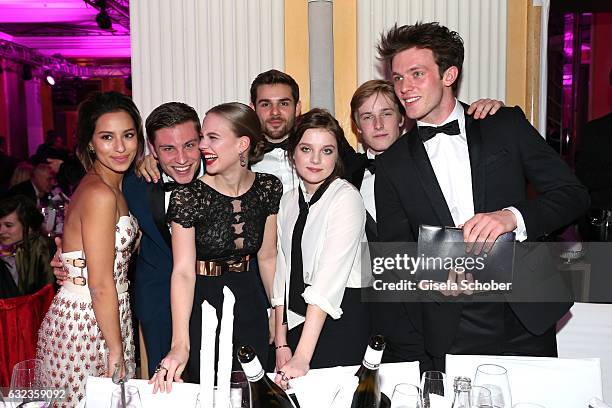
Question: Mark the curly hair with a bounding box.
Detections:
[377,22,464,91]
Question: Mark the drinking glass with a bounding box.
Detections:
[421,371,449,408]
[391,383,422,408]
[512,404,545,408]
[109,385,142,408]
[470,386,493,407]
[10,358,50,407]
[473,364,512,408]
[230,370,251,408]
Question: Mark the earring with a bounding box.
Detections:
[88,145,95,154]
[239,150,247,167]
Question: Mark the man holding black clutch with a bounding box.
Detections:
[374,22,590,370]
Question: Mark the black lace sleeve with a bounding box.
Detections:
[167,183,200,228]
[259,173,283,215]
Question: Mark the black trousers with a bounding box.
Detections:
[430,302,557,371]
[287,288,371,369]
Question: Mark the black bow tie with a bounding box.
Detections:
[163,181,179,192]
[263,138,289,154]
[162,165,201,192]
[418,120,460,142]
[356,153,376,174]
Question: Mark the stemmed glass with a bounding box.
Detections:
[109,385,142,408]
[473,364,512,408]
[10,359,50,407]
[230,370,251,408]
[421,371,449,408]
[391,383,422,408]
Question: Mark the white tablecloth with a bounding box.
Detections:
[83,361,420,408]
[446,354,603,408]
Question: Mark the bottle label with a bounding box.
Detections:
[362,347,384,370]
[241,358,265,382]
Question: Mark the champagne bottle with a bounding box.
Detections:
[351,335,386,408]
[451,376,472,408]
[237,345,294,408]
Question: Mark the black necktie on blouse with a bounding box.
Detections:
[285,178,334,320]
[418,119,461,142]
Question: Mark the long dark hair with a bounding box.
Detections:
[76,91,145,170]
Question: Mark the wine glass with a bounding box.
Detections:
[421,371,449,408]
[473,364,512,408]
[470,386,493,407]
[10,358,50,408]
[391,383,422,408]
[230,370,251,408]
[109,385,142,408]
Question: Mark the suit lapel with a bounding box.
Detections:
[406,129,454,226]
[147,181,173,249]
[465,113,486,213]
[365,211,378,242]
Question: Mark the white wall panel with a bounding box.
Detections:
[357,0,507,104]
[131,0,284,124]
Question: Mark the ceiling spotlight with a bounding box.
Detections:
[96,8,112,29]
[44,70,55,86]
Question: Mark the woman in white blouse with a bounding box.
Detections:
[272,109,370,388]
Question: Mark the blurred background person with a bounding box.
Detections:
[8,162,34,189]
[0,195,54,299]
[7,161,56,207]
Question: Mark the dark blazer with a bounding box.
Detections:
[123,171,173,325]
[7,181,38,204]
[344,152,378,242]
[375,105,590,358]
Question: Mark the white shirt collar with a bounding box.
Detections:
[417,98,464,129]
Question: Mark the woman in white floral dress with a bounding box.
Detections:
[37,91,144,407]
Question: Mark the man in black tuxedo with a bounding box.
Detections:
[8,162,56,206]
[374,22,590,370]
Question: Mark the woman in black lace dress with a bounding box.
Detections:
[151,102,282,392]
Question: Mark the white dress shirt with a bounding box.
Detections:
[360,149,377,223]
[251,148,297,193]
[419,99,526,240]
[271,178,367,330]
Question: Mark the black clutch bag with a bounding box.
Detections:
[416,225,515,285]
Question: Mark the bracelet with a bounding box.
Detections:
[275,344,290,350]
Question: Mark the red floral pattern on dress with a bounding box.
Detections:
[37,215,138,407]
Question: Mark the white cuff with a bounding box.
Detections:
[503,206,527,242]
[270,296,285,308]
[302,287,343,320]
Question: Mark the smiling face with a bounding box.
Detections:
[90,110,139,174]
[391,47,458,124]
[199,113,249,175]
[355,92,404,154]
[151,121,201,184]
[293,128,338,194]
[0,211,23,246]
[253,84,301,141]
